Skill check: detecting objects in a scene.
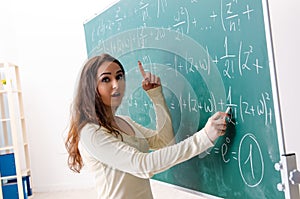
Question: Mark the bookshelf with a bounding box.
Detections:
[0,62,32,199]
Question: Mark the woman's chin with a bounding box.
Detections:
[110,98,122,107]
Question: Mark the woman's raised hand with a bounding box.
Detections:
[204,111,229,143]
[138,61,161,91]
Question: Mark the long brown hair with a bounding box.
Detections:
[65,53,125,173]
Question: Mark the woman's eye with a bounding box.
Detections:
[116,74,124,80]
[101,77,110,83]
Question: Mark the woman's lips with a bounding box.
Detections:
[111,92,121,97]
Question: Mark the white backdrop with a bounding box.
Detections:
[0,0,299,196]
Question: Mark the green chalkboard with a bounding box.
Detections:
[83,0,285,198]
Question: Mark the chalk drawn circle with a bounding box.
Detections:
[124,63,197,135]
[238,133,264,187]
[89,27,226,137]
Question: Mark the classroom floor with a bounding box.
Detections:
[33,180,206,199]
[33,188,97,199]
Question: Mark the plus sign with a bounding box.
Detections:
[253,59,263,74]
[210,11,218,22]
[243,5,254,20]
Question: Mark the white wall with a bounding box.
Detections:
[268,1,300,159]
[0,0,299,196]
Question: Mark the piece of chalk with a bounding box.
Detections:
[225,107,231,114]
[225,107,231,123]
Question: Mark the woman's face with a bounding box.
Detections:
[97,61,125,109]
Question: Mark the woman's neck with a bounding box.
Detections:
[105,106,117,122]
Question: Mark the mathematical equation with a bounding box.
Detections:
[90,0,256,40]
[90,27,265,81]
[200,133,264,188]
[126,85,273,126]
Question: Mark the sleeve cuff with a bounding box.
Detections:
[146,86,162,98]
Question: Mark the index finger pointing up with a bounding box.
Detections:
[138,61,146,78]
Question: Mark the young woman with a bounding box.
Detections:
[65,53,228,199]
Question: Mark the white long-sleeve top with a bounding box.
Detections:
[79,86,214,199]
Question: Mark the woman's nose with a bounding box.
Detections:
[112,80,118,90]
